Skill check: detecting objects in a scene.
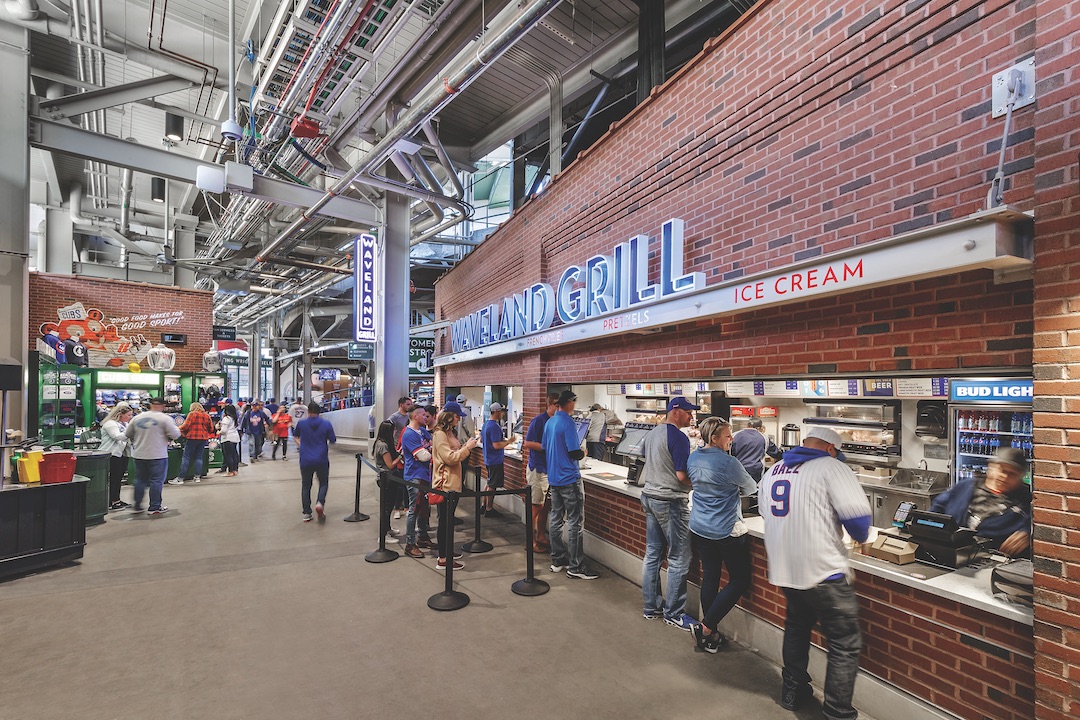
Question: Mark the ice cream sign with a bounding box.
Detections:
[451,219,702,352]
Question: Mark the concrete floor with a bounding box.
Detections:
[0,442,839,720]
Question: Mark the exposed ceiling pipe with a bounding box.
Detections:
[68,183,89,225]
[421,120,464,199]
[3,0,38,20]
[261,0,564,261]
[309,304,353,317]
[331,0,486,152]
[221,0,241,141]
[119,167,133,235]
[262,256,353,276]
[0,8,226,88]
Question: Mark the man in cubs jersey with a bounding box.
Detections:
[760,426,871,720]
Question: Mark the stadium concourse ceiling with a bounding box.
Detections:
[13,0,755,340]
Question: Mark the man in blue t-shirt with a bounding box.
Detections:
[400,405,433,558]
[522,393,559,551]
[293,402,338,522]
[541,390,599,580]
[480,402,516,516]
[640,395,699,630]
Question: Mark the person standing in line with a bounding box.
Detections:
[432,407,479,570]
[172,402,214,485]
[585,404,608,461]
[453,394,477,488]
[640,396,700,630]
[760,427,870,718]
[218,403,241,477]
[522,393,559,552]
[265,397,279,416]
[271,406,292,460]
[731,418,784,482]
[99,402,133,510]
[294,402,337,522]
[389,396,414,446]
[687,417,757,653]
[124,397,180,515]
[401,406,434,558]
[542,390,600,580]
[480,402,516,516]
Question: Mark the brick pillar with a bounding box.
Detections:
[1031,2,1080,718]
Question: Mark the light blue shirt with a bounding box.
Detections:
[541,410,581,487]
[688,446,757,540]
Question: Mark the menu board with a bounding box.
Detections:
[801,380,828,397]
[607,385,622,395]
[862,379,895,397]
[725,382,756,396]
[761,380,801,397]
[894,378,949,397]
[828,380,860,397]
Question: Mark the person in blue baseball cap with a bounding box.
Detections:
[640,395,700,630]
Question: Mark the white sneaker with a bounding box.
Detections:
[392,510,402,520]
[167,478,184,485]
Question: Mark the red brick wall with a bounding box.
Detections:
[1030,1,1080,718]
[435,0,1050,716]
[29,273,213,372]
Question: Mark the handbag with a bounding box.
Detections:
[427,491,445,505]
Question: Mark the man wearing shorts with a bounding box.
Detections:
[480,402,516,516]
[522,393,559,552]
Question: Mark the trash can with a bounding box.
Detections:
[73,450,110,526]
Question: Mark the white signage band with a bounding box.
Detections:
[435,207,1030,367]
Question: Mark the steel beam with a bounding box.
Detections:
[37,75,194,120]
[30,118,379,225]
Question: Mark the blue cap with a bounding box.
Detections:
[443,401,468,417]
[667,396,701,412]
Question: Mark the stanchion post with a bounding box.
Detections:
[344,453,370,523]
[366,469,399,563]
[463,466,493,553]
[512,486,549,596]
[428,491,469,611]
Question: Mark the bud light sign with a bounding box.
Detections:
[354,234,377,343]
[949,379,1033,403]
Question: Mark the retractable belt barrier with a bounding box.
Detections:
[366,461,550,611]
[346,454,376,523]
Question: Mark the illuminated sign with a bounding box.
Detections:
[450,219,703,352]
[949,379,1033,403]
[96,371,162,386]
[353,234,378,343]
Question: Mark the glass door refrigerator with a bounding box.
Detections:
[948,378,1034,487]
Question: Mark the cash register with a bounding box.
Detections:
[902,509,983,568]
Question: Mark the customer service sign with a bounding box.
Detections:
[437,210,1029,366]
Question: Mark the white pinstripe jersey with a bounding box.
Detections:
[759,455,870,590]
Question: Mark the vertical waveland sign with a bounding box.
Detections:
[354,234,378,343]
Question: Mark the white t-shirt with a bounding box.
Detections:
[759,455,870,590]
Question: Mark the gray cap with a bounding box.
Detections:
[990,446,1027,473]
[804,426,844,448]
[456,394,467,404]
[489,402,504,413]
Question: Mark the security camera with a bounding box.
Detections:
[220,118,243,142]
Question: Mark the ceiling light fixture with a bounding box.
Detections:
[151,177,166,203]
[165,113,184,143]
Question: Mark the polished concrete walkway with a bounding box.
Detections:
[1,442,846,720]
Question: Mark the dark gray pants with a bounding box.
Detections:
[781,578,862,720]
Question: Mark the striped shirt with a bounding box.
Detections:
[759,453,870,590]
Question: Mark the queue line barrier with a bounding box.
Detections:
[362,457,549,611]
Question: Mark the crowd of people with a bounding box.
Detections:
[370,389,1033,719]
[99,395,318,516]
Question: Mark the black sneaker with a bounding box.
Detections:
[131,505,144,513]
[566,567,600,580]
[780,683,813,711]
[703,633,726,653]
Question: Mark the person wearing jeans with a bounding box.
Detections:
[124,397,180,514]
[639,396,699,629]
[294,402,337,522]
[218,404,241,476]
[760,426,871,718]
[98,402,133,510]
[781,580,862,720]
[400,406,433,556]
[687,416,757,652]
[174,402,214,484]
[541,390,599,580]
